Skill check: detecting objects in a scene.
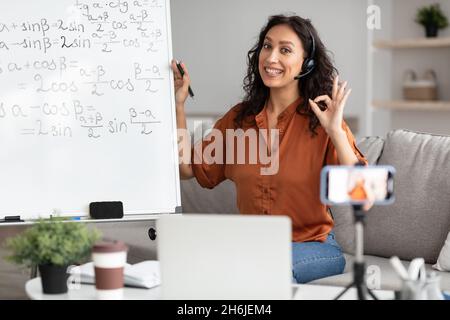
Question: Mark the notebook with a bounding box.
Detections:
[68,260,161,289]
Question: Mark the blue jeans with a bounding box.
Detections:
[292,232,346,284]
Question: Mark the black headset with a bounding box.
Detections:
[294,28,316,80]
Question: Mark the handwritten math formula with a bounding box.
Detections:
[0,0,171,140]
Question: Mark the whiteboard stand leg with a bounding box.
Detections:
[30,264,38,279]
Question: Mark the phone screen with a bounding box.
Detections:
[321,165,395,205]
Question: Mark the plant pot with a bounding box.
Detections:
[425,24,438,38]
[38,264,69,294]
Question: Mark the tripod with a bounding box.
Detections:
[335,205,378,300]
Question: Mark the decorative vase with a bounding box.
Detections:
[38,264,70,294]
[425,24,438,38]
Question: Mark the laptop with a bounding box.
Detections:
[156,214,293,300]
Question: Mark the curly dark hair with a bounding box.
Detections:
[235,14,338,135]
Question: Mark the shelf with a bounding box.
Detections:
[373,37,450,49]
[373,100,450,111]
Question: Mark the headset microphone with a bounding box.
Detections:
[294,28,316,80]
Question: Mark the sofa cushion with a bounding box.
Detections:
[364,129,450,264]
[433,231,450,271]
[357,136,385,164]
[331,136,385,255]
[180,179,238,214]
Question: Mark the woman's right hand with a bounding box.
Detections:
[171,59,191,106]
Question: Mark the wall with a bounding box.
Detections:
[170,0,369,138]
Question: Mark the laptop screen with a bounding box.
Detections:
[156,214,292,300]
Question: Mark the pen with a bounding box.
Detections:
[390,256,410,281]
[175,61,194,98]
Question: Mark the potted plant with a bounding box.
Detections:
[415,3,448,37]
[4,218,101,294]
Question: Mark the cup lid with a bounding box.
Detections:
[93,240,128,253]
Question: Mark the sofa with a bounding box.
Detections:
[179,128,450,292]
[1,129,449,299]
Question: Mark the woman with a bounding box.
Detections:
[171,14,367,283]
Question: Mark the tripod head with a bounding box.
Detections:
[351,204,366,223]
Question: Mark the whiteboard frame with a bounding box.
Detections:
[159,0,182,216]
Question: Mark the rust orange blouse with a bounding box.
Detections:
[191,97,367,242]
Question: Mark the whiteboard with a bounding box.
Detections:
[0,0,181,220]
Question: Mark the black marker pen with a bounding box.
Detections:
[176,61,194,98]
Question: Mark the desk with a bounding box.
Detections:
[26,278,161,300]
[26,278,395,300]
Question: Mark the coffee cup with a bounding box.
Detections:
[92,240,128,300]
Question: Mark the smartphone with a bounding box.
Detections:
[320,165,395,206]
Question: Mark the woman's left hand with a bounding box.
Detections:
[308,75,352,137]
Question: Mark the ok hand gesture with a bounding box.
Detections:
[308,76,352,136]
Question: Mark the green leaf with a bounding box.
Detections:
[415,3,449,29]
[3,218,102,267]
